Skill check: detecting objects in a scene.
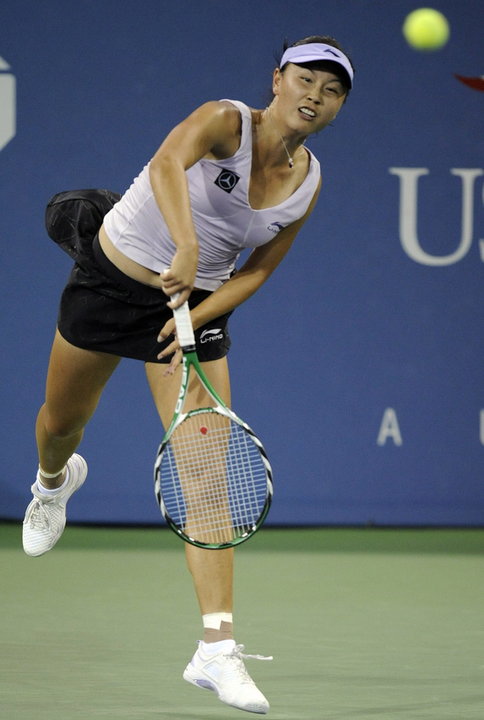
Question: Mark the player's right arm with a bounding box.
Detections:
[149,101,242,306]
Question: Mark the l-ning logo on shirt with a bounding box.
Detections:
[267,222,285,233]
[214,169,240,193]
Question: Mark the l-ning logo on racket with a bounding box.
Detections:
[200,328,223,344]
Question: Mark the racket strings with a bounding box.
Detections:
[159,411,269,544]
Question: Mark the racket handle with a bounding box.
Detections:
[171,293,196,350]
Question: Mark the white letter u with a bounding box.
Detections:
[389,167,483,266]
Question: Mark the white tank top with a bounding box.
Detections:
[103,100,321,291]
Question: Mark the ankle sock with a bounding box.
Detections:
[200,638,235,655]
[37,466,69,495]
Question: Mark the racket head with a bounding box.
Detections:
[154,406,273,549]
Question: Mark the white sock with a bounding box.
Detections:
[37,467,69,495]
[200,638,235,655]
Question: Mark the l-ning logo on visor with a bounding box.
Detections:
[214,169,240,193]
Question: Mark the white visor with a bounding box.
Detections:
[280,43,353,88]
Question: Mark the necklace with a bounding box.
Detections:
[280,135,294,169]
[264,107,294,169]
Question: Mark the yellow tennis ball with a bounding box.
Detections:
[403,8,450,51]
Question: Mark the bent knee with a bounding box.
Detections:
[40,404,90,439]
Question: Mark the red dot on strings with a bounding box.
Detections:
[200,426,208,435]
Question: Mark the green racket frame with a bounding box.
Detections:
[154,301,273,549]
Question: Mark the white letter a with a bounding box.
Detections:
[377,408,403,446]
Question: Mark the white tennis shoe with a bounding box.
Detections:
[22,454,87,557]
[183,639,272,714]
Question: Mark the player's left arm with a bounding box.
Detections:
[157,179,321,358]
[191,178,320,327]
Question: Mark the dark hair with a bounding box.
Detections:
[277,35,355,97]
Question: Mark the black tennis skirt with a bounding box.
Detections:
[57,234,232,364]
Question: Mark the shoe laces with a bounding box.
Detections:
[26,498,52,530]
[224,644,273,683]
[229,644,273,662]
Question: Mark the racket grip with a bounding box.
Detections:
[171,293,196,349]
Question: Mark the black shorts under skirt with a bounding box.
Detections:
[57,234,232,363]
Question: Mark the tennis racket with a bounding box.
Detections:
[154,297,273,549]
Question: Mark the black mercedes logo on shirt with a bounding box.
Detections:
[214,169,240,193]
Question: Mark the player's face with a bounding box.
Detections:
[272,63,347,134]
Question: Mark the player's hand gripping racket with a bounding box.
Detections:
[154,297,273,549]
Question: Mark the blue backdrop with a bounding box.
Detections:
[1,0,483,526]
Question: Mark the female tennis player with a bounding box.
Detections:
[23,36,354,714]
